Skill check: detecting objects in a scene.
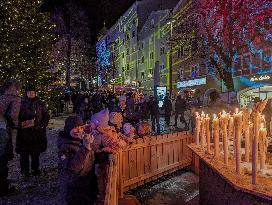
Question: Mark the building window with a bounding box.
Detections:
[132,30,136,38]
[150,52,154,60]
[151,19,155,28]
[263,48,272,69]
[177,47,183,58]
[141,56,145,63]
[141,71,145,79]
[126,48,129,55]
[160,64,165,71]
[122,67,125,72]
[243,54,251,70]
[122,52,125,58]
[126,33,130,40]
[191,64,200,78]
[178,68,184,80]
[160,47,165,56]
[122,39,125,45]
[126,63,130,70]
[133,18,136,25]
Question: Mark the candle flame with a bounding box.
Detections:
[222,110,226,115]
[213,114,217,119]
[261,123,264,129]
[235,108,239,114]
[206,114,209,118]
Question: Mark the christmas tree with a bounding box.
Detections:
[0,0,60,108]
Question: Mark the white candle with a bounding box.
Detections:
[195,112,201,145]
[200,111,206,148]
[213,114,220,158]
[242,109,250,163]
[221,110,229,165]
[234,110,243,175]
[259,123,268,170]
[205,114,211,154]
[244,122,250,162]
[252,112,261,185]
[228,115,234,140]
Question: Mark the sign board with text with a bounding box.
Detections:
[177,77,206,88]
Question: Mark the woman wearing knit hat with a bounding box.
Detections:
[58,115,97,205]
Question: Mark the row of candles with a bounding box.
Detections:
[195,109,268,185]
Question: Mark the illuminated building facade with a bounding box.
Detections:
[96,0,179,89]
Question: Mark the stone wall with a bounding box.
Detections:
[199,160,272,205]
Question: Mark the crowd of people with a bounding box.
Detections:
[0,79,194,205]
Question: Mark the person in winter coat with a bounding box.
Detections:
[58,115,96,205]
[90,109,126,205]
[136,121,151,138]
[75,91,86,114]
[79,97,92,122]
[162,94,172,126]
[16,85,50,176]
[109,112,123,132]
[148,96,160,134]
[112,95,132,123]
[174,95,187,129]
[0,79,21,197]
[122,123,136,144]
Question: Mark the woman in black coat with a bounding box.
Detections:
[16,86,50,176]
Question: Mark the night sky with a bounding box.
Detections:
[43,0,136,44]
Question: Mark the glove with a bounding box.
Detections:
[83,134,94,151]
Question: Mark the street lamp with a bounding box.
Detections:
[167,16,175,97]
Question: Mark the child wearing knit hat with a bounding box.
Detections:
[122,123,137,144]
[136,121,151,138]
[58,115,96,205]
[109,112,123,132]
[90,109,127,205]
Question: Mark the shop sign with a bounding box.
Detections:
[156,86,167,108]
[177,77,206,88]
[250,75,271,82]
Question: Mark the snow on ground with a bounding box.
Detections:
[0,113,198,205]
[0,118,64,205]
[131,170,199,205]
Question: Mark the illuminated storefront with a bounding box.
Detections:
[234,73,272,107]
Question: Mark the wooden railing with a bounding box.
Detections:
[104,155,119,205]
[104,132,193,205]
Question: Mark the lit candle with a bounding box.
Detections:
[234,109,243,175]
[252,112,261,185]
[195,112,201,145]
[200,111,206,148]
[221,110,229,165]
[205,114,211,154]
[213,114,220,158]
[228,115,234,140]
[259,123,268,170]
[242,110,251,163]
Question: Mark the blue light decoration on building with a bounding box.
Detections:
[96,39,111,70]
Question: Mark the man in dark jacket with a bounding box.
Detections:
[0,79,21,196]
[175,95,187,129]
[16,85,50,176]
[148,96,160,134]
[162,94,172,126]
